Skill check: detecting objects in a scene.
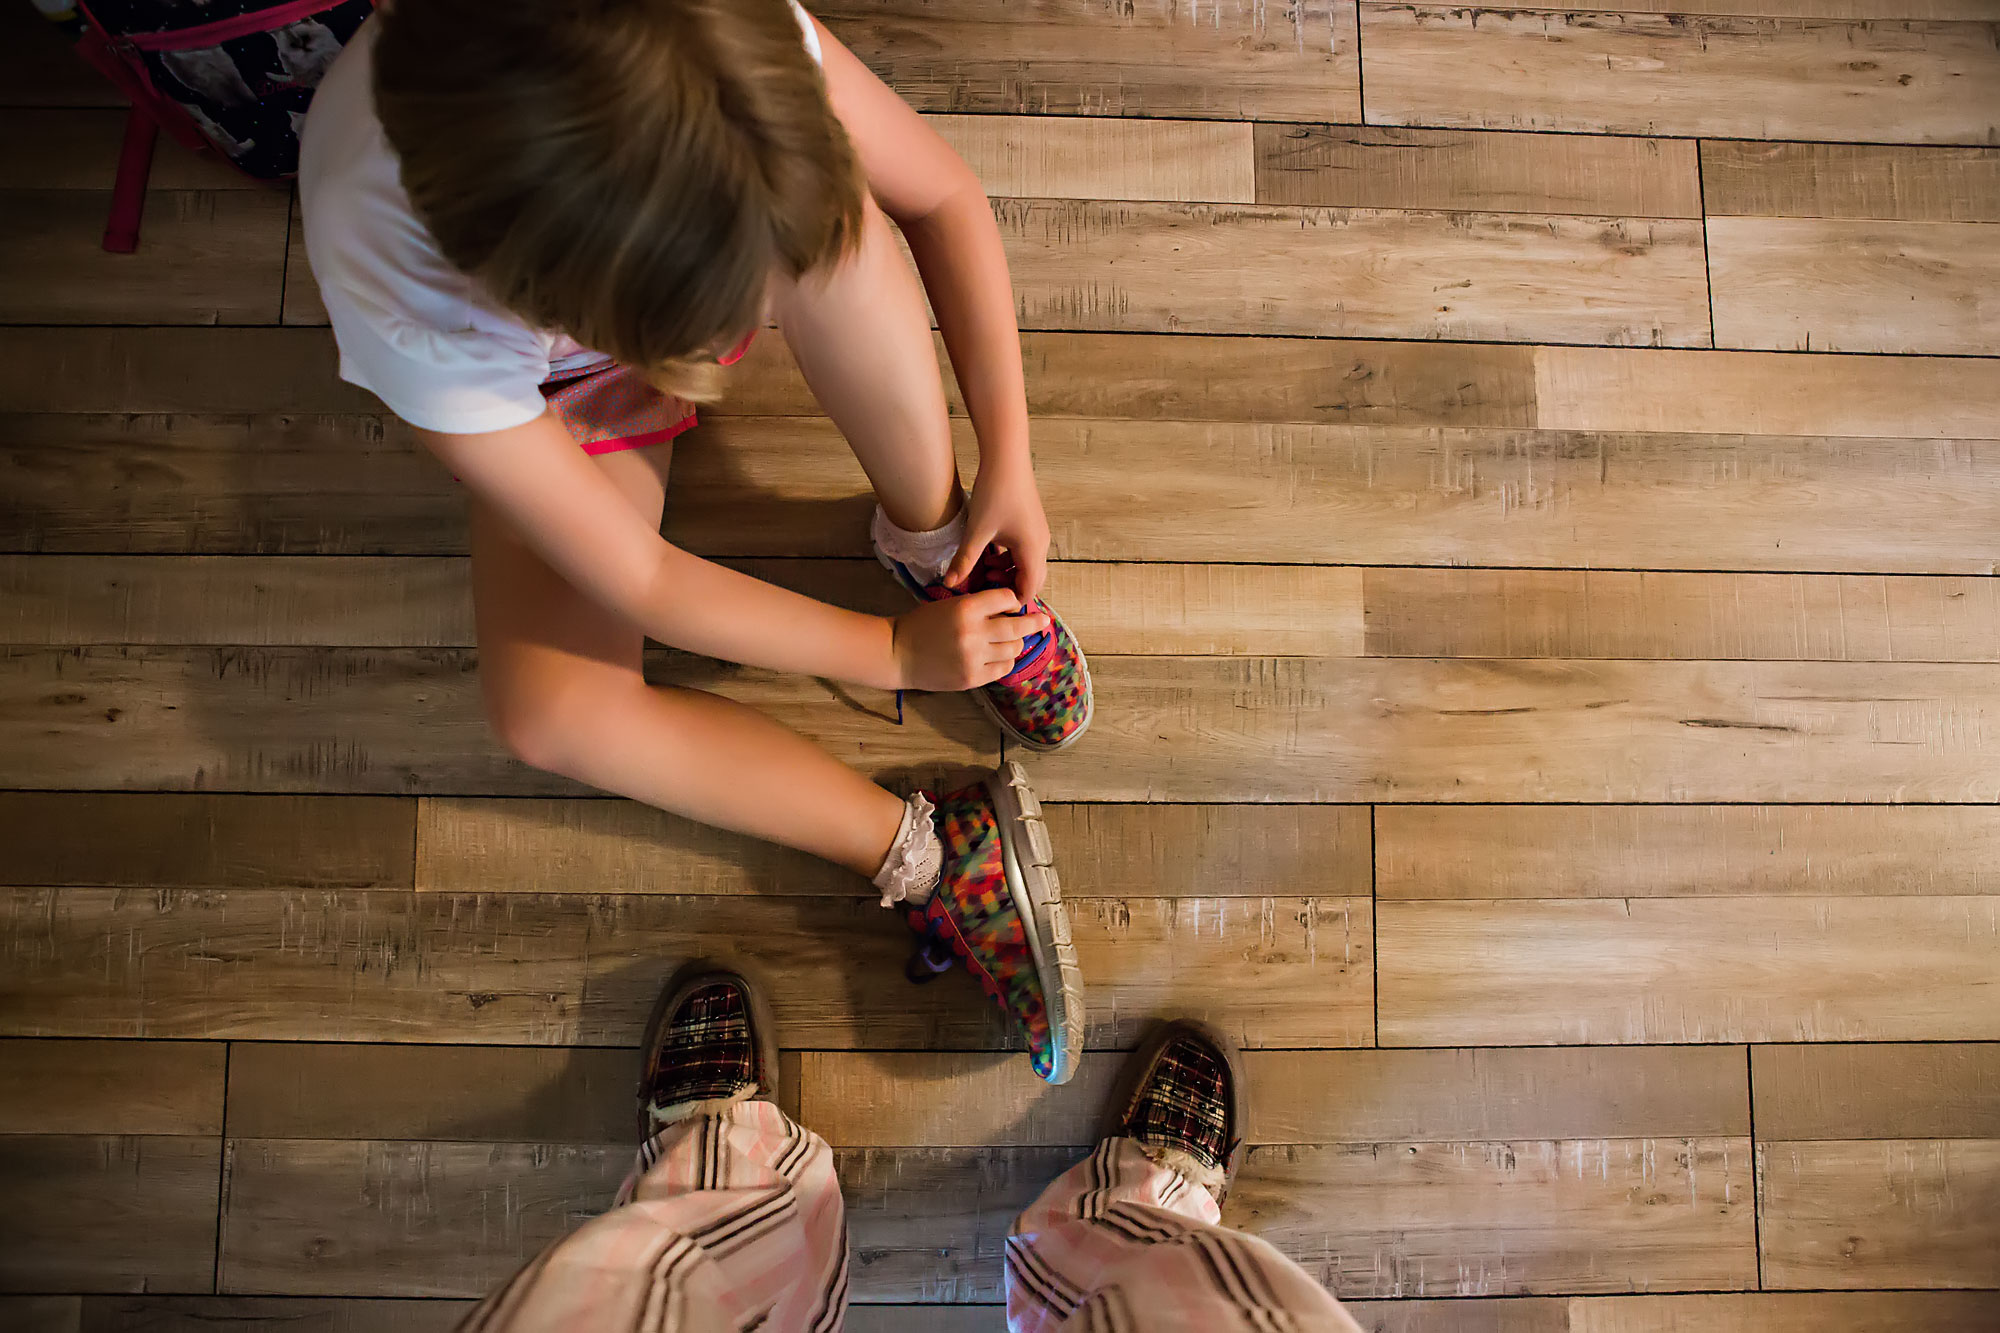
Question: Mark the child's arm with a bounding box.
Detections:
[420,413,1046,691]
[797,21,1050,600]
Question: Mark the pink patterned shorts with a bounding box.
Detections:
[538,331,756,456]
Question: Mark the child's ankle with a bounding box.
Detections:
[872,503,965,585]
[872,792,942,908]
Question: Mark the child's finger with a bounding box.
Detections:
[989,611,1050,644]
[944,533,991,588]
[961,586,1023,618]
[1014,546,1048,602]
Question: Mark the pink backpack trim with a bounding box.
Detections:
[72,0,374,252]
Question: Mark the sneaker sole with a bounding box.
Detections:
[878,552,1094,754]
[986,760,1086,1086]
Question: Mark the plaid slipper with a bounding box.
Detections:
[878,544,1093,752]
[904,762,1085,1085]
[1110,1021,1247,1204]
[637,962,779,1132]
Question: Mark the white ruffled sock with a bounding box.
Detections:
[871,793,943,908]
[872,503,966,586]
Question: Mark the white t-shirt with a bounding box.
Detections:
[299,5,823,435]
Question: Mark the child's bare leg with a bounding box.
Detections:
[774,198,962,534]
[471,443,906,877]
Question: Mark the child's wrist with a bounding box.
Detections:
[877,613,911,692]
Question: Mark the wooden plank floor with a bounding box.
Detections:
[3,0,1998,1326]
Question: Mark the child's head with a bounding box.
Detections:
[374,0,863,400]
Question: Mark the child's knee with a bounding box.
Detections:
[483,670,625,778]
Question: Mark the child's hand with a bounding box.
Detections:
[891,588,1051,692]
[946,457,1051,601]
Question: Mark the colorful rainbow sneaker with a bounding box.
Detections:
[877,543,1093,752]
[903,763,1085,1085]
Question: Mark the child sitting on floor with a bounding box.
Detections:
[299,0,1090,1083]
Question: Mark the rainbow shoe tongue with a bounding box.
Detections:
[899,765,1083,1086]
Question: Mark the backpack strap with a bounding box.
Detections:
[103,108,161,254]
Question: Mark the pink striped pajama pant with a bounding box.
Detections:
[459,1100,1360,1333]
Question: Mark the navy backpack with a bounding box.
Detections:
[37,0,374,250]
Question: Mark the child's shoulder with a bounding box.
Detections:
[297,22,480,329]
[297,20,389,246]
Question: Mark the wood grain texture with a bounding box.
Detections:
[20,413,2000,569]
[1561,1292,2000,1333]
[698,418,2000,573]
[1377,897,2000,1045]
[1757,1138,2000,1288]
[0,110,248,191]
[0,889,1370,1050]
[1231,1137,1757,1297]
[1042,804,1372,900]
[0,556,1363,655]
[889,1293,2000,1331]
[0,4,122,108]
[219,1137,1074,1302]
[0,1298,77,1333]
[0,329,368,415]
[1044,562,1366,655]
[282,194,325,327]
[1699,141,2000,222]
[1245,1047,1750,1143]
[418,795,867,897]
[798,1046,1748,1146]
[31,321,1536,427]
[218,1138,622,1297]
[0,1040,224,1135]
[997,199,1710,346]
[0,793,413,890]
[819,0,1360,122]
[778,1293,2000,1332]
[1364,570,2000,662]
[1708,216,2000,355]
[1254,123,1702,217]
[226,1044,633,1143]
[0,556,475,646]
[45,411,2000,571]
[1378,806,2000,900]
[7,327,1984,441]
[929,114,1254,202]
[420,799,1371,901]
[1359,6,2000,145]
[845,1311,999,1333]
[62,1297,474,1332]
[1531,345,2000,439]
[1752,1044,2000,1140]
[797,1051,1117,1147]
[0,1135,221,1293]
[840,1146,1080,1302]
[0,646,992,793]
[1423,0,2000,14]
[1022,656,2000,803]
[0,189,289,324]
[0,414,457,555]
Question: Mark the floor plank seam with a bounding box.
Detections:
[1353,0,1369,130]
[5,321,1997,359]
[1746,1043,1763,1292]
[212,1040,231,1297]
[1370,804,1381,1050]
[1696,138,1718,350]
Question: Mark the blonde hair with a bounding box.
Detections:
[374,0,864,400]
